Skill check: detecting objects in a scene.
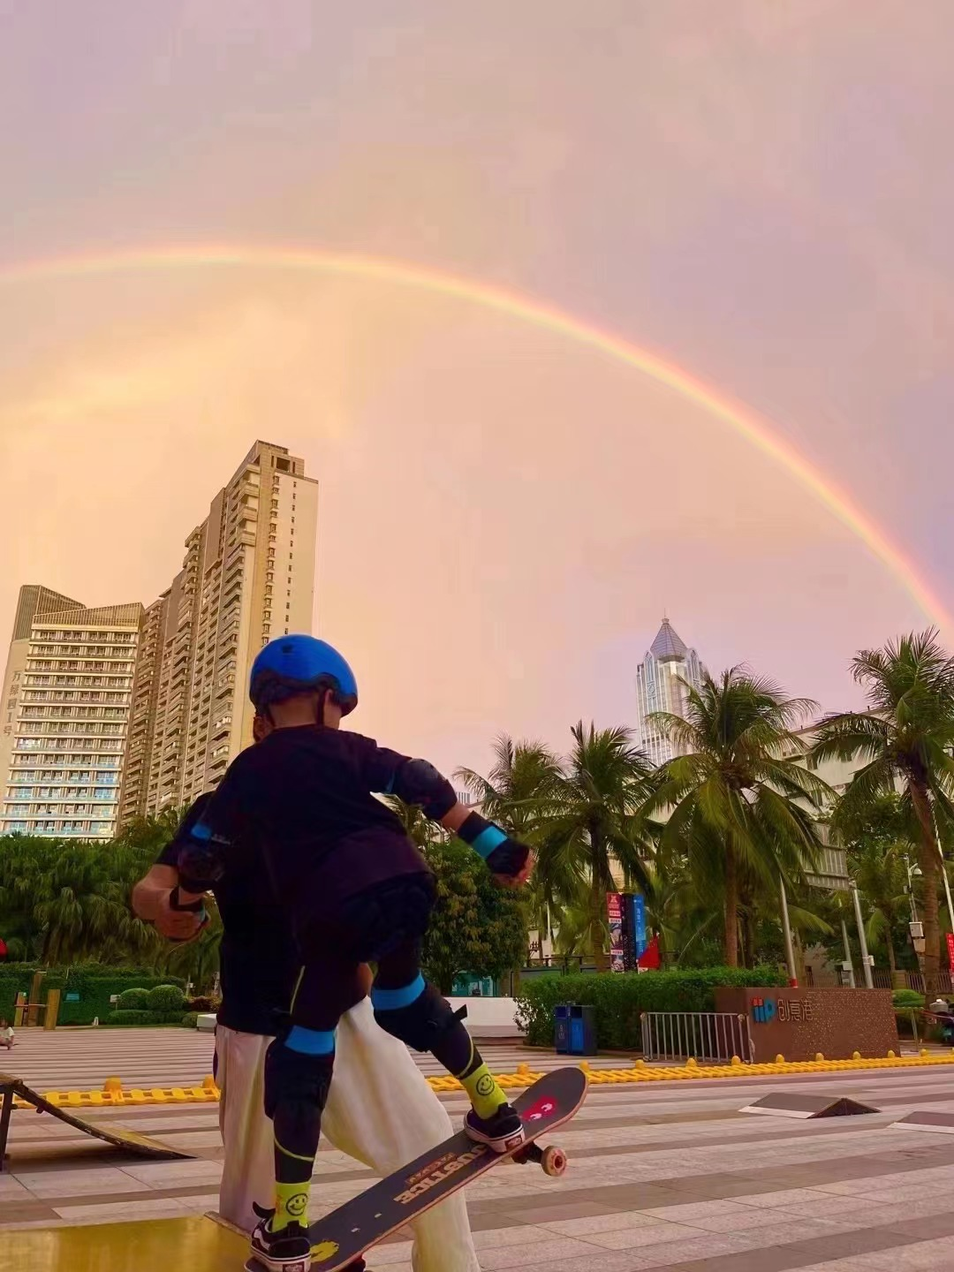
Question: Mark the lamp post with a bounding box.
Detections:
[849,880,874,989]
[779,877,798,987]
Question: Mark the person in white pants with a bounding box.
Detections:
[133,783,481,1272]
[215,999,479,1269]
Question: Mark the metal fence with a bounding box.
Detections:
[641,1011,754,1064]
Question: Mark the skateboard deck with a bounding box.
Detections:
[245,1065,587,1272]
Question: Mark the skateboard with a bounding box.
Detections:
[245,1065,587,1271]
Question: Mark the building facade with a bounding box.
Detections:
[0,594,143,840]
[120,440,318,820]
[634,617,706,766]
[0,441,319,840]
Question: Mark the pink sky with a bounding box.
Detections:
[1,1,952,773]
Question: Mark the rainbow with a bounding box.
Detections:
[2,244,949,634]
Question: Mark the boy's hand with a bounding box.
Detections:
[486,837,533,888]
[153,889,208,943]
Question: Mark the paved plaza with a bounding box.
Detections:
[5,1031,954,1269]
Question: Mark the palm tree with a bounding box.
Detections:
[383,796,438,849]
[456,736,565,947]
[646,668,831,967]
[852,840,910,977]
[535,723,655,971]
[455,735,563,836]
[813,630,954,986]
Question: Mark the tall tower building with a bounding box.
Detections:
[0,591,143,840]
[120,441,318,819]
[635,618,705,766]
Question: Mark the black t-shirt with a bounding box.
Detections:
[159,794,298,1036]
[191,726,431,922]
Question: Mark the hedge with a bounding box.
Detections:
[147,984,186,1012]
[515,967,789,1050]
[0,964,185,1025]
[105,1008,194,1027]
[117,988,151,1011]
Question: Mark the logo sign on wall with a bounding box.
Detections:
[751,997,777,1024]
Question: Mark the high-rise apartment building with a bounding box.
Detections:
[635,617,705,766]
[0,591,143,840]
[0,441,318,840]
[120,441,318,819]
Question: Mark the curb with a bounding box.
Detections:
[10,1050,954,1108]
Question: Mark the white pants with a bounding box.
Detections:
[216,998,481,1272]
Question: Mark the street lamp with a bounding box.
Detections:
[905,859,922,927]
[848,880,874,989]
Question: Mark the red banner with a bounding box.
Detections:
[946,932,954,973]
[637,934,660,971]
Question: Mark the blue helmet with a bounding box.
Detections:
[249,635,358,715]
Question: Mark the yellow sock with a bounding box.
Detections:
[270,1178,310,1232]
[459,1060,508,1120]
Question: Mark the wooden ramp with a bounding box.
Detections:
[740,1091,879,1119]
[0,1071,193,1171]
[0,1215,244,1272]
[891,1110,954,1134]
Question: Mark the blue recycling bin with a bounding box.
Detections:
[554,1003,597,1056]
[554,1003,571,1054]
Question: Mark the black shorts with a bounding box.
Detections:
[295,872,437,966]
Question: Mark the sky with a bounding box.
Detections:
[2,0,953,773]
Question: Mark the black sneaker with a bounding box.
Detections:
[249,1204,311,1272]
[464,1103,525,1152]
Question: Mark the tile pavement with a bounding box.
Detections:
[5,1032,954,1268]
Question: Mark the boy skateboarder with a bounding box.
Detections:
[133,717,483,1272]
[176,635,531,1271]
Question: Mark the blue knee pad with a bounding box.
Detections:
[372,977,460,1052]
[264,1036,335,1121]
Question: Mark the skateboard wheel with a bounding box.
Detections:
[540,1146,567,1177]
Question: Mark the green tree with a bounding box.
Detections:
[813,630,954,985]
[646,669,831,967]
[0,810,192,970]
[422,839,528,994]
[455,735,563,836]
[383,796,438,849]
[456,734,563,946]
[535,723,655,972]
[833,793,916,977]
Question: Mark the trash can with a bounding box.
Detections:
[554,1003,597,1056]
[554,1003,571,1054]
[568,1004,597,1056]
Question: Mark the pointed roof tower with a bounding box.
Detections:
[649,617,688,662]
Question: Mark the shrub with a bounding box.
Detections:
[181,1012,199,1029]
[515,966,789,1050]
[116,988,151,1011]
[892,989,925,1009]
[0,965,186,1025]
[147,984,187,1012]
[105,1009,156,1026]
[186,996,218,1013]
